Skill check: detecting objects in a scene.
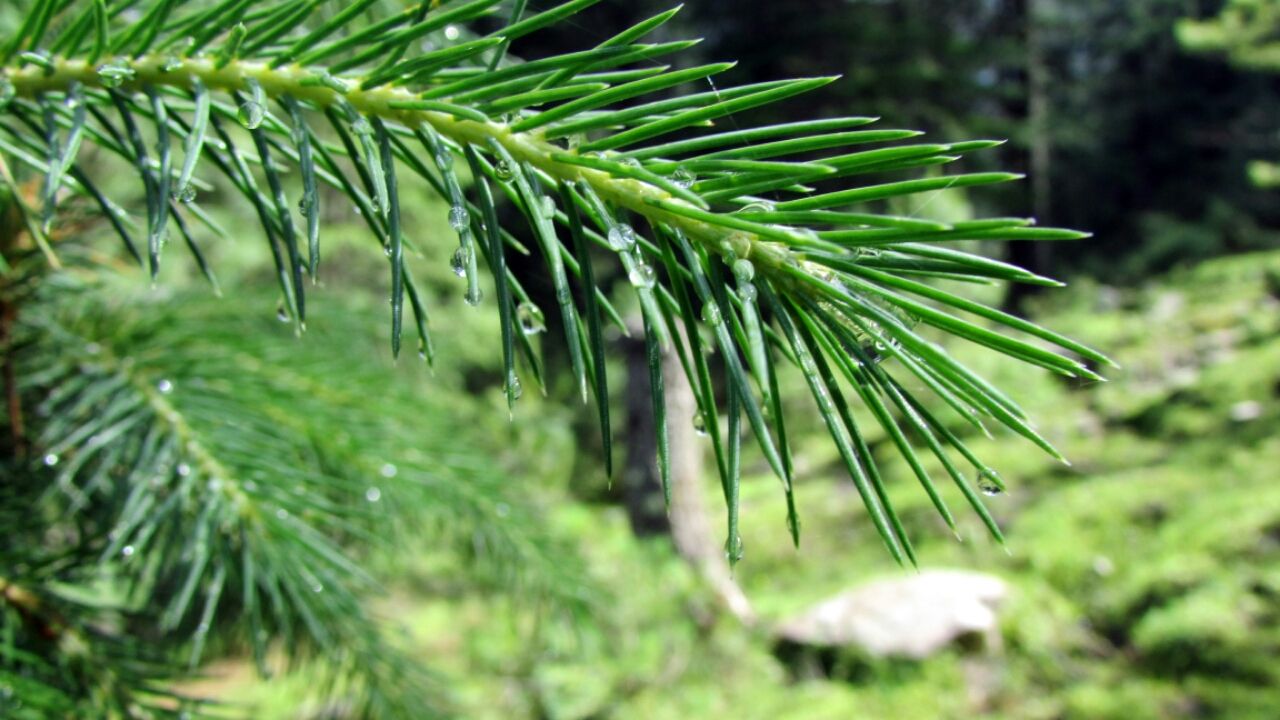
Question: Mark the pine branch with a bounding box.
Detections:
[0,0,1111,571]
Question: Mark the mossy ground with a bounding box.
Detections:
[208,248,1280,719]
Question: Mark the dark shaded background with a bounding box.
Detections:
[511,0,1280,302]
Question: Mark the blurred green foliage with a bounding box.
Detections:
[203,239,1280,718]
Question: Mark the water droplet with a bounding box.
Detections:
[96,63,135,88]
[43,453,58,467]
[207,477,223,493]
[450,246,469,277]
[84,342,101,355]
[379,463,398,478]
[976,468,1004,496]
[732,258,755,284]
[724,534,744,564]
[673,166,696,189]
[177,184,197,204]
[539,195,556,216]
[465,286,483,306]
[311,582,324,593]
[156,379,173,394]
[351,117,373,137]
[276,303,290,322]
[275,508,289,520]
[495,502,511,518]
[444,25,461,41]
[619,157,642,170]
[176,463,191,477]
[121,545,135,557]
[237,101,264,129]
[737,282,757,303]
[701,302,722,326]
[243,480,257,492]
[506,375,523,400]
[517,302,546,335]
[628,262,656,289]
[448,205,470,232]
[297,194,313,215]
[607,224,636,251]
[692,411,708,436]
[161,56,184,73]
[493,159,515,181]
[365,487,382,503]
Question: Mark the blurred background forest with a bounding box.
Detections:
[6,0,1280,718]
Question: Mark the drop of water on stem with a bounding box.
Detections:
[628,262,656,289]
[607,224,636,252]
[450,247,469,278]
[692,411,708,437]
[448,205,470,232]
[237,101,265,130]
[976,468,1004,496]
[516,302,546,335]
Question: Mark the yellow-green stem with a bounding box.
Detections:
[6,55,803,272]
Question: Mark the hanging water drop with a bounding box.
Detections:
[311,582,324,594]
[724,534,744,564]
[121,545,135,558]
[465,286,483,306]
[628,262,656,289]
[444,24,461,40]
[365,487,382,503]
[276,303,290,322]
[43,453,58,467]
[176,463,191,477]
[701,302,722,326]
[493,159,515,181]
[539,195,556,216]
[516,302,546,335]
[237,100,265,129]
[607,224,636,251]
[673,166,696,189]
[506,375,523,400]
[737,282,757,303]
[379,463,398,478]
[450,247,469,277]
[177,184,197,204]
[275,508,289,520]
[161,56,184,73]
[732,258,755,285]
[448,205,470,232]
[976,468,1004,496]
[692,411,708,436]
[156,379,174,394]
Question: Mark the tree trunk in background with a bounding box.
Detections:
[1007,0,1053,313]
[623,322,755,625]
